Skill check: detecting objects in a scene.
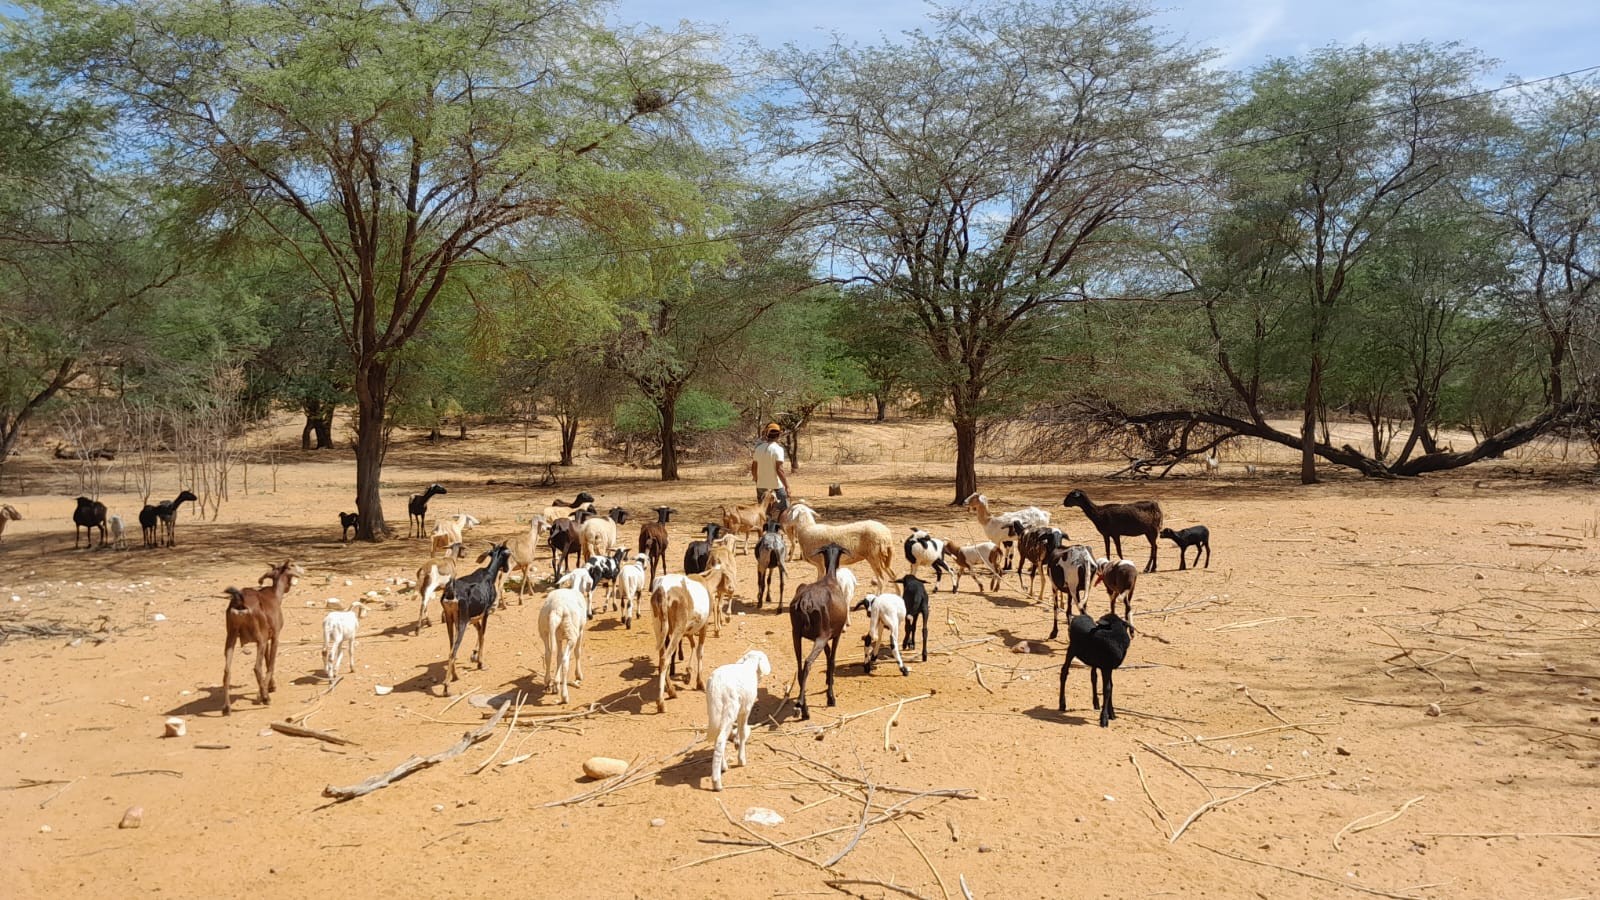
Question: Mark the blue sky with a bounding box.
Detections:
[610,0,1598,83]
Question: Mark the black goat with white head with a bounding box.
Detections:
[440,542,511,693]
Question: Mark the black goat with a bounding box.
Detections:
[440,542,512,692]
[683,523,722,575]
[1058,612,1134,727]
[1063,489,1163,573]
[790,543,849,721]
[408,483,447,538]
[339,511,360,542]
[73,496,107,549]
[548,518,581,576]
[140,490,197,548]
[1160,525,1211,570]
[896,574,931,661]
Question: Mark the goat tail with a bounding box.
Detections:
[224,587,246,610]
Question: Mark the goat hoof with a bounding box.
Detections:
[899,667,909,676]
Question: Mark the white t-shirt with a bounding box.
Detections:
[753,440,786,489]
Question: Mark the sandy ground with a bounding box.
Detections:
[2,413,1599,899]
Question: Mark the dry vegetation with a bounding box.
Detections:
[2,413,1598,899]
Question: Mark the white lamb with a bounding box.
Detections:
[539,588,588,704]
[108,514,129,551]
[704,650,771,792]
[615,553,648,629]
[556,566,595,604]
[853,593,910,676]
[322,600,368,684]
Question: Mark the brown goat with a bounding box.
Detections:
[719,493,776,554]
[1063,490,1164,573]
[221,560,304,715]
[638,506,676,583]
[790,543,850,721]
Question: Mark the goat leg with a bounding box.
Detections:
[1057,653,1074,713]
[823,635,839,707]
[1100,668,1115,727]
[222,639,236,715]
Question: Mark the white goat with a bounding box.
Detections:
[322,600,368,683]
[650,572,717,713]
[705,650,771,791]
[615,553,648,629]
[556,566,595,606]
[539,588,587,704]
[430,513,480,557]
[964,493,1050,570]
[854,593,910,676]
[108,514,129,551]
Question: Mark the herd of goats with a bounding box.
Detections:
[33,483,1214,791]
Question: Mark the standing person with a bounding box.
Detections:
[750,422,791,514]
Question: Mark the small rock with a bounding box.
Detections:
[325,598,343,609]
[39,824,52,834]
[1335,745,1351,756]
[900,749,912,763]
[151,613,167,622]
[374,685,393,696]
[650,817,666,828]
[344,579,353,587]
[119,806,143,829]
[744,807,784,826]
[1425,703,1442,717]
[1103,794,1115,802]
[582,757,630,779]
[1474,572,1485,580]
[977,844,993,853]
[432,804,445,812]
[1359,606,1368,614]
[163,717,186,738]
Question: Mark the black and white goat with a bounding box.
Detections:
[440,542,511,693]
[754,520,788,609]
[903,528,952,590]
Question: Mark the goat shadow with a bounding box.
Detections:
[1021,705,1092,726]
[992,628,1060,655]
[163,685,229,718]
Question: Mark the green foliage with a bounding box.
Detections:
[613,389,733,437]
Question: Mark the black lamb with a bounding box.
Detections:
[339,511,360,542]
[896,574,931,661]
[1058,612,1134,727]
[1159,525,1211,570]
[683,523,722,575]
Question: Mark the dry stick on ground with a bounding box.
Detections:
[1496,668,1600,680]
[958,875,974,900]
[1509,542,1585,551]
[884,699,907,751]
[1164,722,1329,748]
[765,695,932,741]
[1208,615,1316,631]
[1243,688,1323,742]
[1169,772,1329,844]
[676,795,967,871]
[5,778,70,791]
[270,721,358,746]
[1196,843,1424,900]
[825,879,928,900]
[1373,623,1449,690]
[824,782,881,867]
[1129,752,1170,828]
[542,741,699,808]
[471,692,525,775]
[716,798,825,869]
[1421,831,1600,839]
[1460,723,1600,743]
[970,661,992,693]
[112,769,182,778]
[1136,741,1214,800]
[323,701,510,801]
[1333,796,1426,850]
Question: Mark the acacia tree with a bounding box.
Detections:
[773,0,1220,503]
[1206,44,1499,482]
[26,0,723,537]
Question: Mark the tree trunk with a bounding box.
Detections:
[1300,350,1323,485]
[786,430,800,473]
[559,416,578,466]
[874,392,887,422]
[302,400,335,450]
[457,420,468,440]
[952,417,978,505]
[658,390,681,481]
[353,361,390,540]
[314,412,334,449]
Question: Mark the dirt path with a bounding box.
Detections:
[3,417,1598,898]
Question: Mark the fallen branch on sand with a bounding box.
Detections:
[1333,796,1426,850]
[1169,772,1329,843]
[1197,843,1425,900]
[323,701,509,801]
[271,721,357,746]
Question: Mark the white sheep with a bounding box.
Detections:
[781,504,896,589]
[964,493,1050,571]
[854,593,910,676]
[615,553,648,629]
[539,588,587,704]
[704,650,771,791]
[322,600,368,683]
[942,541,1004,592]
